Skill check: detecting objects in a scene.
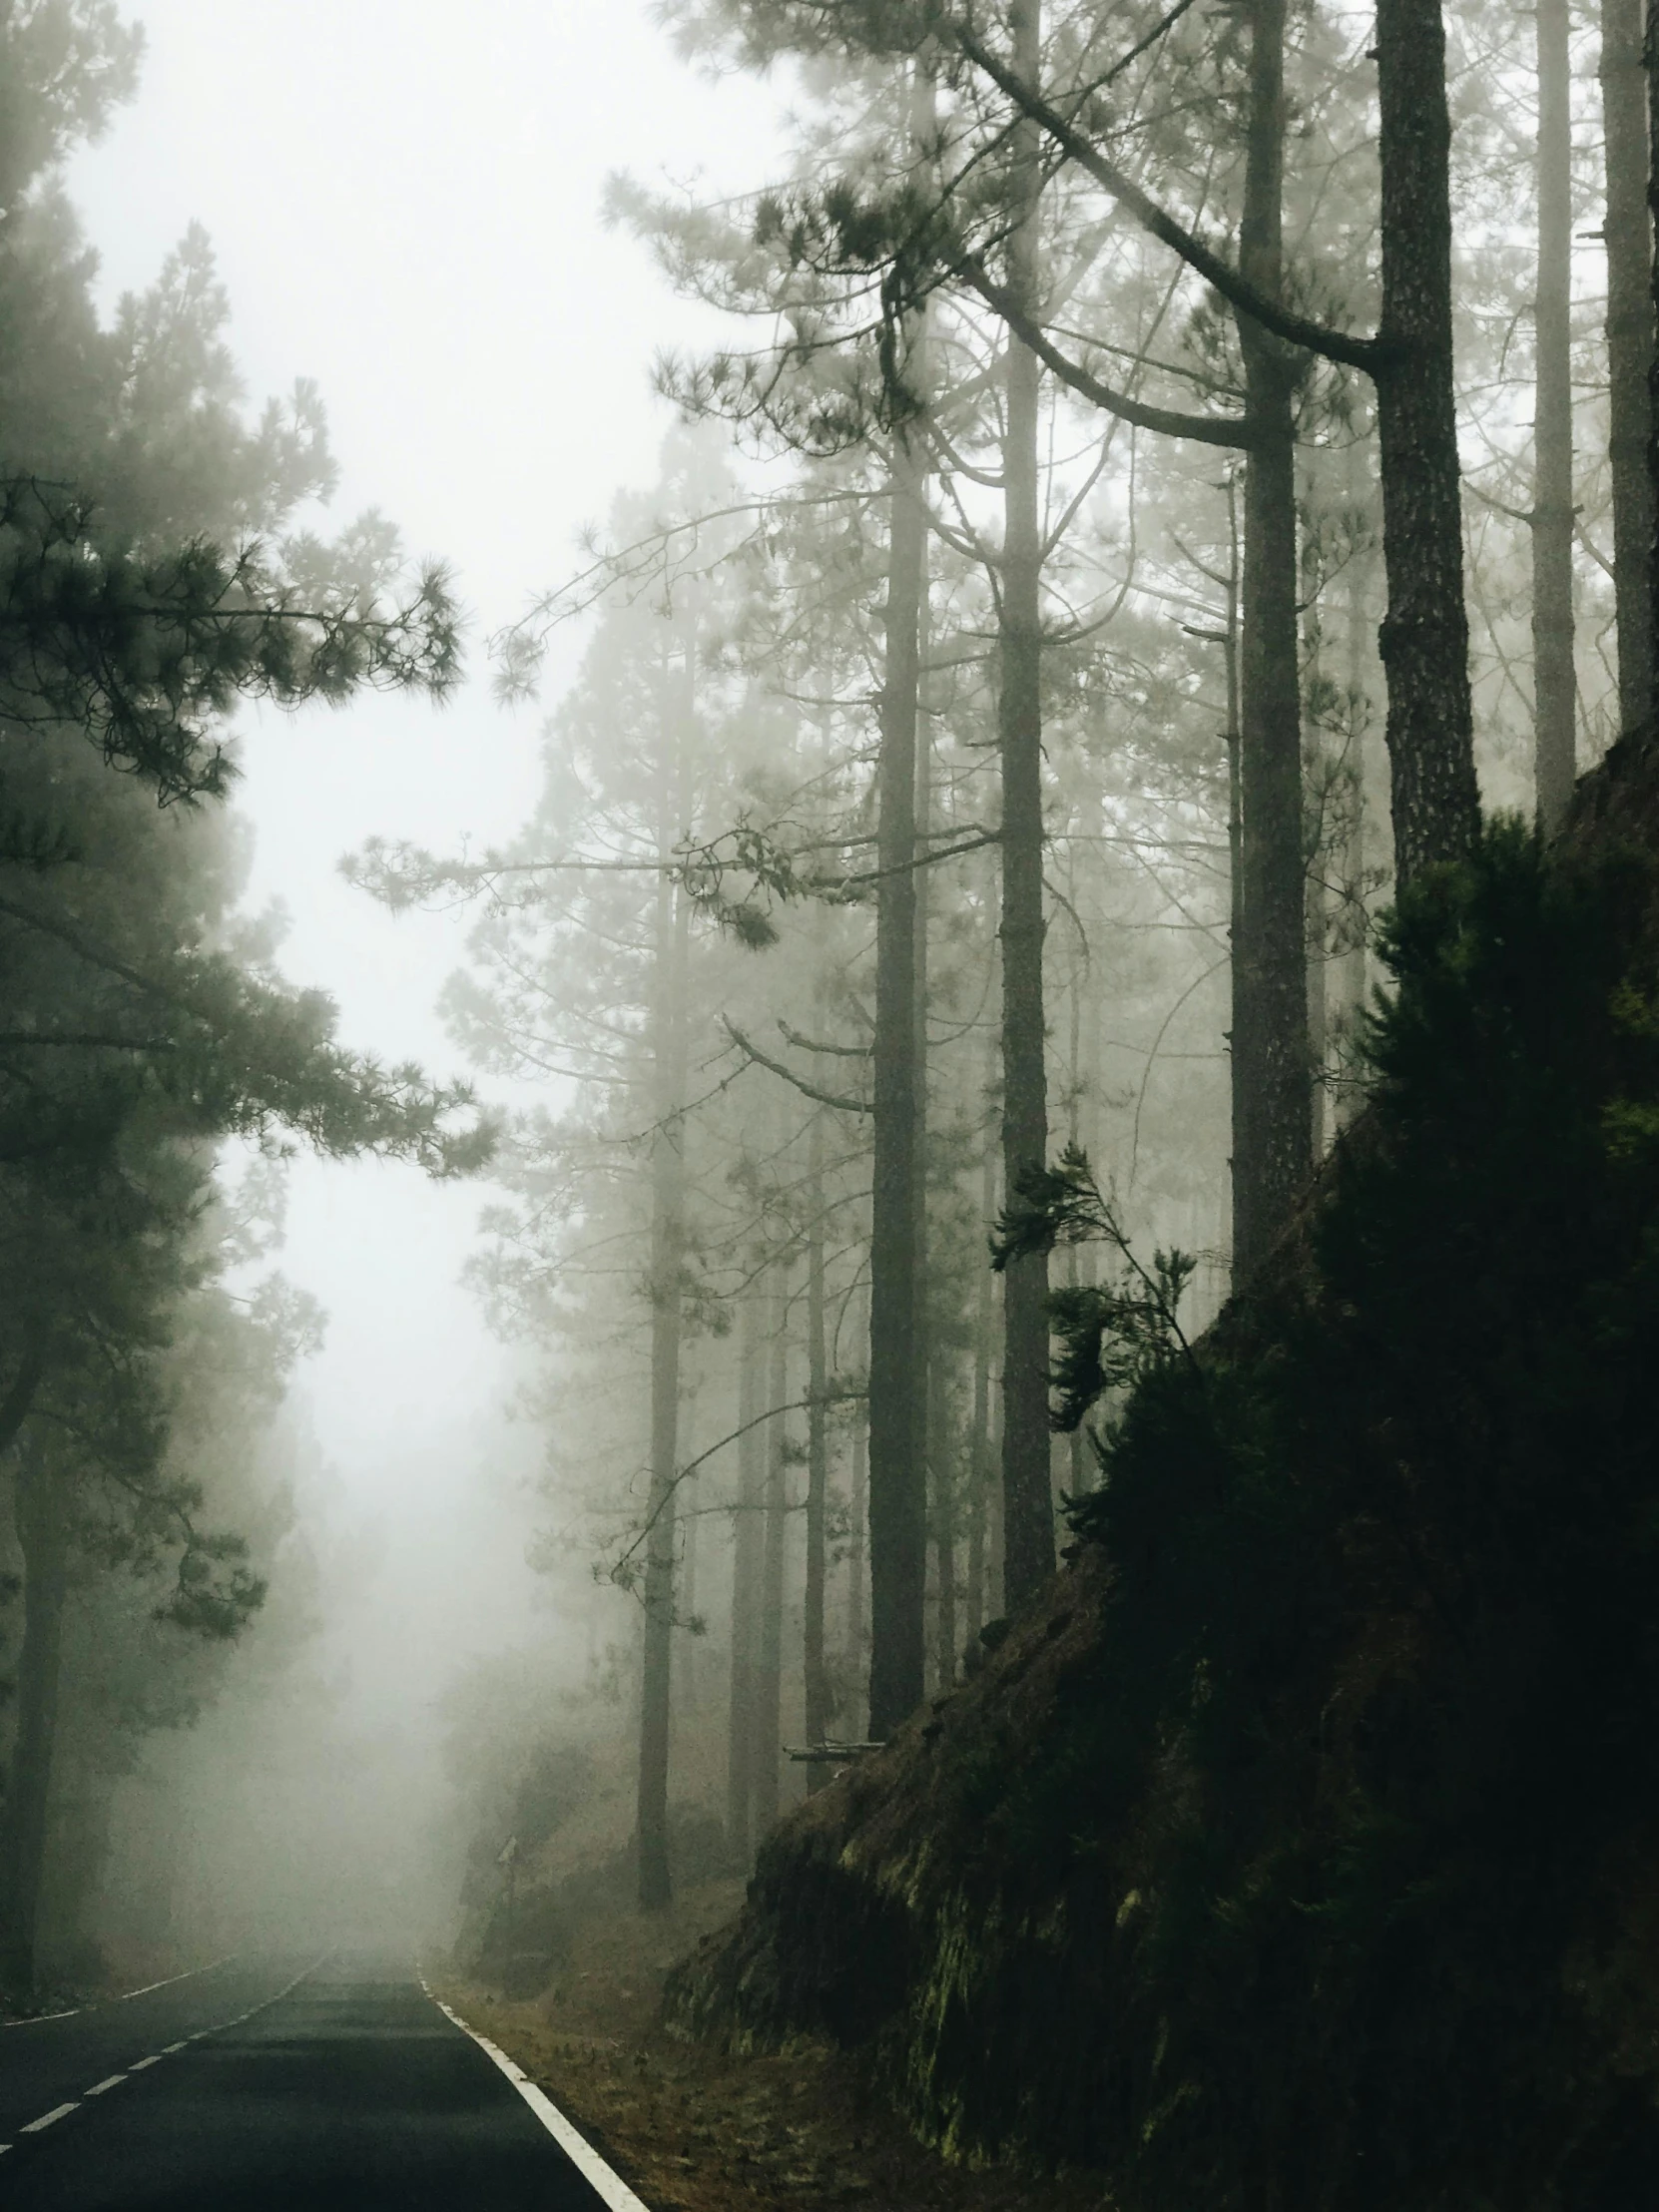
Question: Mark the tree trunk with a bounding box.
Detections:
[804,1119,830,1789]
[635,657,693,1913]
[866,366,928,1735]
[915,606,943,1695]
[1603,0,1654,736]
[930,1357,956,1686]
[1533,0,1578,832]
[725,1281,765,1866]
[999,0,1055,1612]
[1231,0,1313,1280]
[1066,938,1103,1494]
[1644,0,1659,681]
[753,1272,789,1836]
[678,1478,700,1717]
[2,1431,67,1995]
[1343,466,1374,1102]
[1373,0,1481,879]
[965,1092,997,1646]
[847,1374,867,1732]
[0,1352,42,1464]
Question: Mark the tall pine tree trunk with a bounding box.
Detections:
[1603,0,1654,735]
[636,657,692,1912]
[1646,3,1659,693]
[965,1080,997,1644]
[1232,0,1312,1279]
[2,1432,67,1994]
[866,391,928,1734]
[930,1359,956,1685]
[998,0,1055,1611]
[753,1271,789,1835]
[847,1357,867,1731]
[0,1353,42,1464]
[1534,0,1578,832]
[804,1118,830,1788]
[725,1281,765,1865]
[1374,0,1480,878]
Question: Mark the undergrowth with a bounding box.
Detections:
[678,821,1659,2212]
[977,820,1659,2208]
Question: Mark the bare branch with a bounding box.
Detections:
[722,1015,872,1113]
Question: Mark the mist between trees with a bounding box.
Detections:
[0,0,1647,1986]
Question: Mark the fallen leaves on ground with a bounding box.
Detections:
[439,1878,1109,2212]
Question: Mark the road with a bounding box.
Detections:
[0,1952,642,2209]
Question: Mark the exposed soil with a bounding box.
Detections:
[439,1877,1110,2212]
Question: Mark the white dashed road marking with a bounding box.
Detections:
[1,1956,323,2157]
[20,2102,78,2133]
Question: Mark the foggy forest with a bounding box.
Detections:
[3,0,1659,2206]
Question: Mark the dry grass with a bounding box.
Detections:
[440,1877,1111,2212]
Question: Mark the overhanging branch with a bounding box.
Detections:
[722,1015,871,1113]
[959,257,1257,449]
[953,22,1384,374]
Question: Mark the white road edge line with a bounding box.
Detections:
[421,1982,652,2212]
[2,1949,236,2030]
[20,2102,78,2133]
[85,2075,125,2095]
[117,1953,236,2002]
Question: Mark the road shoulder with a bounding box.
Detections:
[438,1880,1109,2212]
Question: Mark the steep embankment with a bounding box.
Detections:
[669,736,1659,2212]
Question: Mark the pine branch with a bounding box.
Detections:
[951,22,1384,373]
[722,1015,872,1113]
[959,255,1258,449]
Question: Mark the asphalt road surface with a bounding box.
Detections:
[0,1952,639,2209]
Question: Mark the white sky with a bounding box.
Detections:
[66,3,787,1676]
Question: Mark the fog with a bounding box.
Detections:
[47,2,786,1962]
[2,0,1600,2024]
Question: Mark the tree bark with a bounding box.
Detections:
[966,1077,998,1645]
[678,1476,700,1717]
[0,1352,42,1463]
[1534,0,1578,833]
[847,1358,868,1732]
[1644,0,1659,681]
[1,1431,67,1995]
[999,0,1055,1612]
[1374,0,1481,879]
[930,1356,956,1686]
[725,1281,765,1866]
[1230,0,1312,1279]
[1603,0,1654,736]
[753,1271,789,1836]
[804,1119,830,1790]
[635,651,693,1913]
[866,360,928,1735]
